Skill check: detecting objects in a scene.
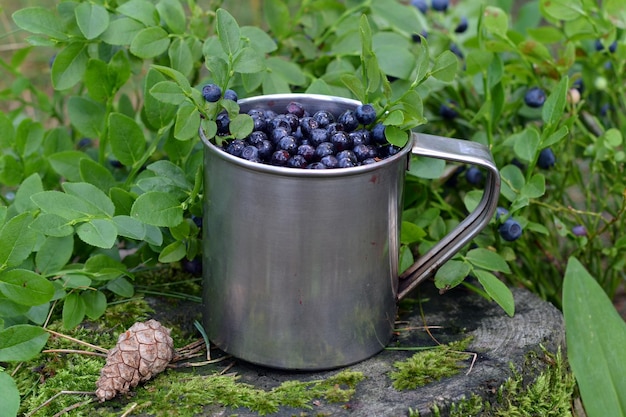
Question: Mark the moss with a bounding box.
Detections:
[440,348,575,417]
[93,368,364,416]
[390,337,473,390]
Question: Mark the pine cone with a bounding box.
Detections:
[95,319,174,402]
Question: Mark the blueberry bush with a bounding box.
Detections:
[1,0,625,415]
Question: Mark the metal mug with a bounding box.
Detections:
[201,94,500,370]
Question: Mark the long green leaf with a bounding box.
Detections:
[0,324,49,362]
[108,112,146,167]
[563,257,626,417]
[474,269,515,316]
[0,212,37,271]
[0,269,54,306]
[216,8,241,56]
[0,372,20,417]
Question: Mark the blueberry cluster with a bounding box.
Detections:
[217,101,402,169]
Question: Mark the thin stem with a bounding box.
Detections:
[44,329,109,354]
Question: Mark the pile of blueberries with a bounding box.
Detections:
[203,84,402,169]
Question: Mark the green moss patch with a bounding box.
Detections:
[390,337,473,390]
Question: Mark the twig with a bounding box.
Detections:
[42,349,108,358]
[219,360,236,375]
[119,402,139,417]
[45,329,109,354]
[465,351,478,376]
[51,398,94,417]
[25,391,95,417]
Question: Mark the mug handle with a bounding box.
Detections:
[397,132,501,300]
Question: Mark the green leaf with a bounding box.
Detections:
[482,6,509,38]
[168,37,193,77]
[68,96,106,138]
[100,17,144,45]
[430,51,458,82]
[512,128,540,162]
[131,191,183,227]
[563,257,626,417]
[31,190,101,220]
[62,292,86,329]
[47,150,89,182]
[0,269,54,306]
[0,324,49,361]
[216,8,241,56]
[29,214,74,237]
[130,26,170,59]
[51,42,88,90]
[108,112,146,167]
[84,58,111,102]
[263,0,291,40]
[146,160,191,190]
[520,174,545,199]
[499,164,525,202]
[81,290,108,320]
[63,182,116,217]
[15,119,44,158]
[474,269,515,316]
[36,235,74,276]
[150,81,187,105]
[113,215,146,240]
[266,57,306,86]
[401,221,426,244]
[12,7,66,39]
[542,76,568,125]
[604,0,626,29]
[76,219,118,248]
[466,248,511,273]
[106,276,134,298]
[540,0,584,21]
[75,2,109,40]
[408,156,446,179]
[80,158,117,191]
[465,50,494,76]
[174,104,201,141]
[241,26,277,53]
[542,125,569,148]
[230,114,254,140]
[116,0,158,26]
[435,260,471,290]
[0,212,37,271]
[158,240,186,263]
[156,0,186,34]
[384,126,410,147]
[0,372,20,417]
[233,47,265,74]
[399,245,414,275]
[61,274,92,289]
[0,155,23,186]
[14,173,43,213]
[143,69,177,130]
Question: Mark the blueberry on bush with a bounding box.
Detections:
[455,16,468,33]
[223,89,238,101]
[495,207,509,221]
[537,148,556,169]
[595,39,617,53]
[439,100,458,120]
[499,218,523,241]
[465,166,483,185]
[202,83,222,102]
[411,0,428,14]
[355,104,377,125]
[524,87,546,108]
[431,0,448,12]
[572,225,587,237]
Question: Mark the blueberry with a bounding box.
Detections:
[241,145,260,161]
[572,78,584,94]
[223,89,238,101]
[495,207,509,221]
[371,123,387,145]
[524,87,546,108]
[353,144,377,162]
[338,110,359,132]
[600,103,611,116]
[449,43,464,59]
[109,159,124,168]
[270,149,291,166]
[350,129,371,146]
[225,139,246,157]
[277,135,298,154]
[182,258,202,276]
[455,16,469,33]
[256,139,274,161]
[431,0,448,12]
[247,130,268,146]
[336,150,358,164]
[191,215,203,228]
[287,154,308,168]
[572,225,587,237]
[595,39,617,53]
[411,0,428,13]
[307,162,327,169]
[314,142,336,160]
[537,148,556,169]
[326,122,344,136]
[216,112,230,134]
[299,116,320,137]
[284,113,300,132]
[330,131,352,151]
[320,155,339,168]
[202,83,222,102]
[297,144,316,161]
[465,166,484,185]
[439,101,458,120]
[286,101,306,118]
[499,218,523,241]
[379,144,401,157]
[362,158,378,165]
[309,128,329,147]
[268,115,292,133]
[411,30,428,43]
[251,115,267,131]
[355,104,377,125]
[313,110,334,127]
[77,137,92,149]
[270,126,290,144]
[337,158,356,168]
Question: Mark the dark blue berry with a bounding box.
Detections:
[465,166,484,185]
[336,150,357,164]
[77,138,92,149]
[313,110,334,127]
[224,89,238,101]
[307,162,327,169]
[270,126,290,144]
[241,145,260,161]
[537,148,556,169]
[270,149,290,166]
[337,158,356,168]
[449,43,464,59]
[595,39,617,53]
[320,155,339,168]
[524,87,546,108]
[330,131,352,151]
[325,122,344,136]
[338,110,359,131]
[600,103,611,116]
[202,83,222,102]
[256,140,274,161]
[439,101,458,120]
[499,218,523,241]
[353,144,377,162]
[455,16,468,33]
[225,139,246,157]
[247,130,268,146]
[309,128,329,147]
[286,101,306,118]
[268,116,292,134]
[191,215,203,228]
[371,123,387,145]
[431,0,448,12]
[362,158,378,165]
[572,225,587,237]
[315,142,335,160]
[355,104,377,125]
[572,78,584,94]
[411,0,428,13]
[412,30,428,43]
[379,144,401,157]
[251,115,267,131]
[299,116,320,137]
[277,136,298,154]
[182,258,202,276]
[287,155,308,168]
[350,129,371,146]
[109,159,124,168]
[495,207,509,221]
[216,112,230,134]
[297,144,316,161]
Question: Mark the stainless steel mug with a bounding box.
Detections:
[201,94,500,370]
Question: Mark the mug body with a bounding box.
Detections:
[201,94,411,369]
